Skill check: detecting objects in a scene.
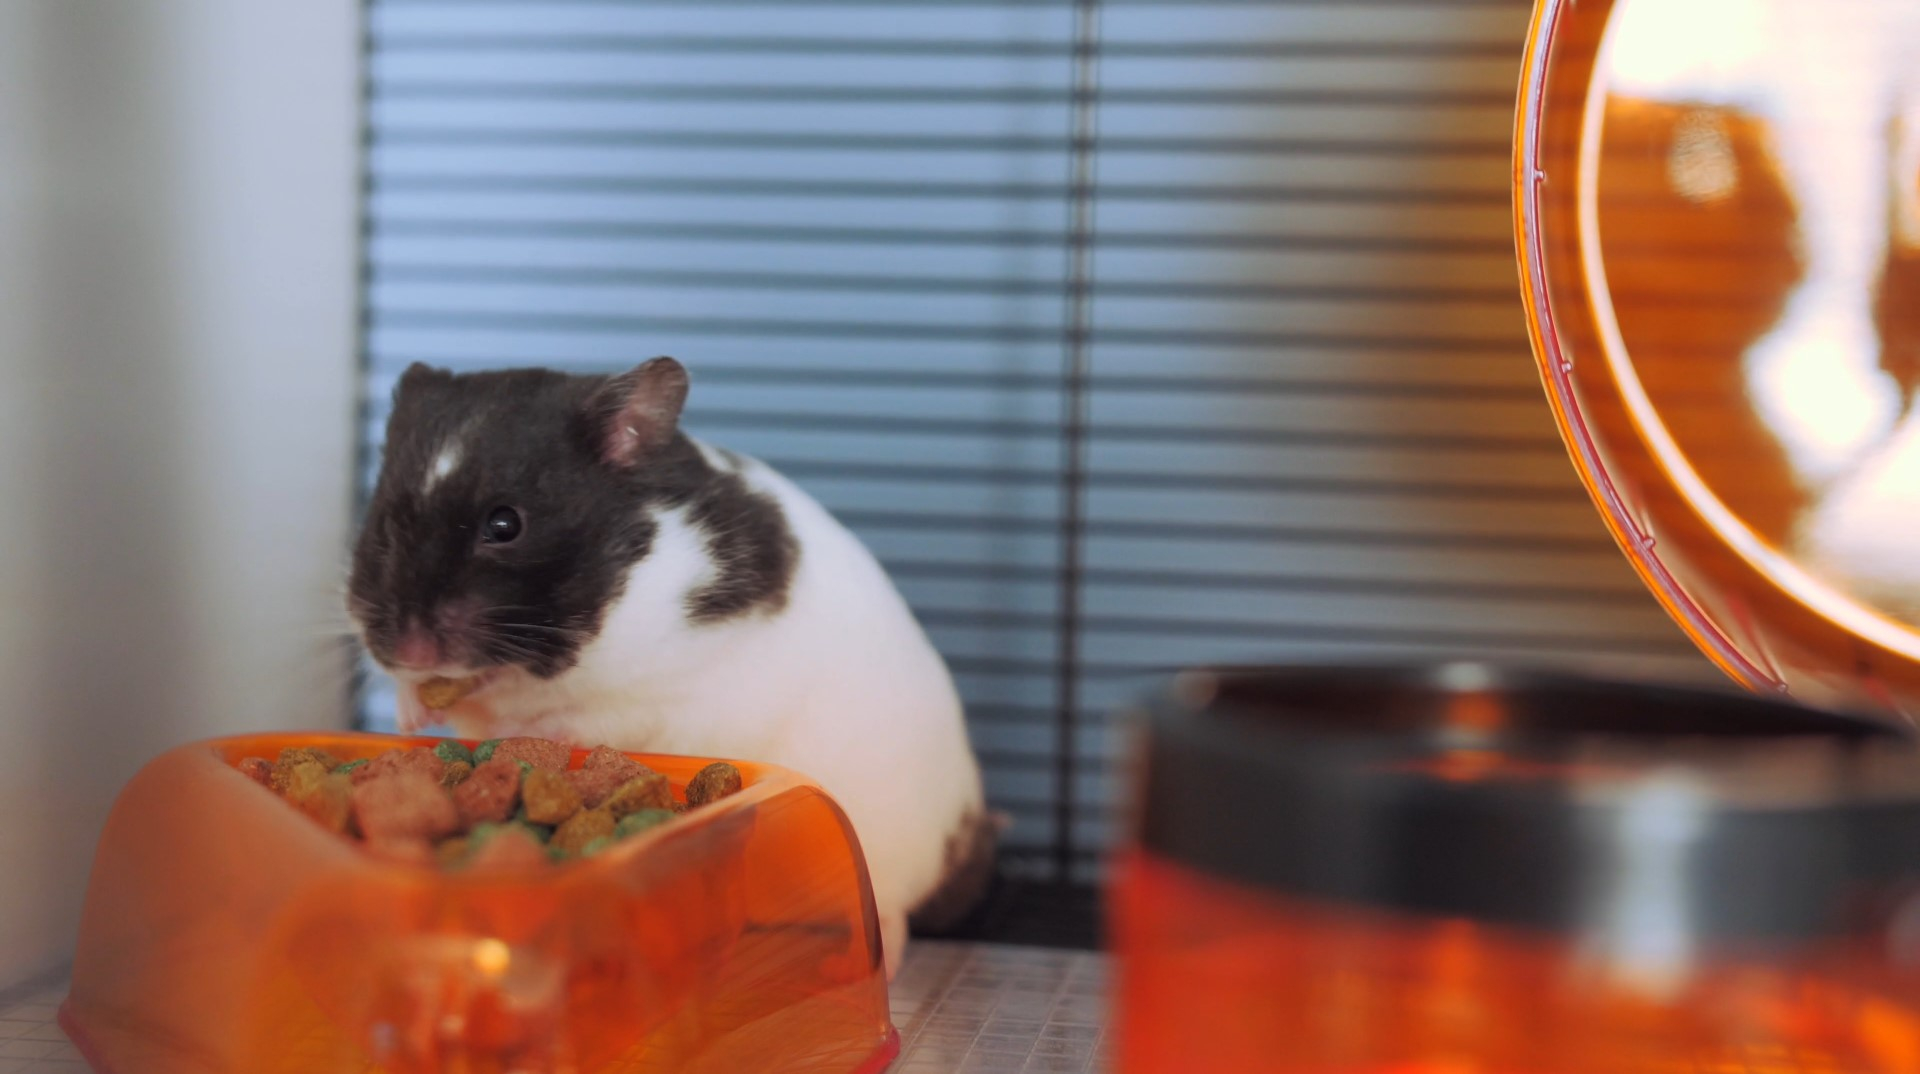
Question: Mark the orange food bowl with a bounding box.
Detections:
[62,732,896,1074]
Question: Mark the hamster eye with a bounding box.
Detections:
[482,506,523,544]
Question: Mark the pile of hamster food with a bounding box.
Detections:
[235,738,745,869]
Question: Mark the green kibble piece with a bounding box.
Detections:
[468,821,505,846]
[580,836,615,857]
[334,758,368,775]
[546,843,571,862]
[615,809,676,839]
[516,759,534,778]
[434,740,474,766]
[473,739,503,763]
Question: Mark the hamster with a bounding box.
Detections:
[347,357,997,977]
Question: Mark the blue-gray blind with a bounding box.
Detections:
[357,0,1707,881]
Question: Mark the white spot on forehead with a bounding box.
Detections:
[423,441,462,495]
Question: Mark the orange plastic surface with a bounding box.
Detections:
[1112,848,1920,1073]
[1516,0,1920,719]
[61,732,897,1074]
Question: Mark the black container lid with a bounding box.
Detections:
[1132,662,1920,943]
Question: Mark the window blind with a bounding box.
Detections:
[356,0,1708,886]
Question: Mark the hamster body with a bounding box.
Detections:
[348,359,994,977]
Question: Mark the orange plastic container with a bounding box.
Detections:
[1515,0,1920,718]
[1112,664,1920,1073]
[61,732,896,1074]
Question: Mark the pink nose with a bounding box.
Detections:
[393,631,442,670]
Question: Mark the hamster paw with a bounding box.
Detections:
[395,685,433,733]
[880,912,907,982]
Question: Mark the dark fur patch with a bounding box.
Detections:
[347,363,799,677]
[684,471,800,623]
[908,810,1004,934]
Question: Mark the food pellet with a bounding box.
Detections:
[269,748,335,794]
[285,766,354,835]
[491,737,571,773]
[279,746,340,772]
[453,758,523,828]
[240,736,746,870]
[270,759,328,796]
[441,760,473,789]
[569,747,656,808]
[466,826,549,870]
[352,771,460,844]
[549,807,616,857]
[351,747,445,787]
[520,768,583,826]
[685,762,744,806]
[417,676,479,711]
[602,773,673,817]
[510,807,556,843]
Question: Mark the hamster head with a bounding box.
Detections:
[348,357,695,682]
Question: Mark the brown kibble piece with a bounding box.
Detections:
[581,744,637,772]
[521,767,583,825]
[466,827,549,870]
[491,737,572,772]
[278,746,340,772]
[601,773,673,817]
[365,837,436,866]
[549,808,616,856]
[351,771,460,843]
[418,675,480,711]
[568,748,655,808]
[441,760,474,789]
[285,766,353,834]
[351,747,445,787]
[269,758,329,795]
[453,758,522,828]
[237,757,273,786]
[685,762,744,806]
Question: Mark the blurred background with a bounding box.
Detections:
[0,0,1715,990]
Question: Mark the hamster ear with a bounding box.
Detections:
[394,361,450,401]
[590,357,689,468]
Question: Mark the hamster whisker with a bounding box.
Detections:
[488,623,586,638]
[478,637,560,665]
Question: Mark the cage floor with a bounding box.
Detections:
[0,973,84,1071]
[889,941,1113,1073]
[22,940,1111,1073]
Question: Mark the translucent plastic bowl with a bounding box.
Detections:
[60,732,896,1074]
[1516,0,1920,717]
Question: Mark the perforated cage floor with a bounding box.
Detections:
[22,940,1112,1073]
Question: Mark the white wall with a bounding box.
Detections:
[0,0,361,985]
